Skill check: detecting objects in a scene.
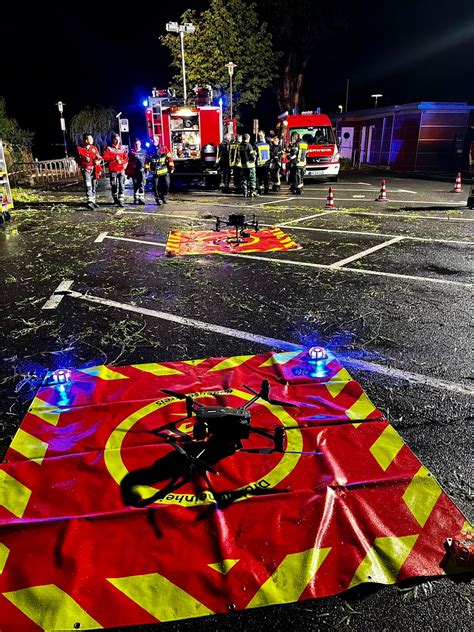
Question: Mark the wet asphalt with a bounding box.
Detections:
[0,170,473,631]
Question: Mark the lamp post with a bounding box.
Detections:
[166,22,195,103]
[56,101,68,158]
[371,93,383,108]
[115,112,123,144]
[225,62,237,120]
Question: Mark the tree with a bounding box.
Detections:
[161,0,279,117]
[256,1,347,113]
[0,97,34,168]
[70,107,117,150]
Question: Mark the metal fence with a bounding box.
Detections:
[10,158,78,186]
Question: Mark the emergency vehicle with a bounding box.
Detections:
[278,111,340,181]
[145,88,236,186]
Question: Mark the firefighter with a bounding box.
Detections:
[76,133,102,209]
[126,138,148,204]
[255,130,271,195]
[269,135,283,192]
[216,133,232,193]
[288,132,308,195]
[229,133,243,192]
[239,133,257,197]
[148,139,175,205]
[103,133,128,206]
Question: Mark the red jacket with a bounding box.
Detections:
[103,145,128,172]
[77,145,102,177]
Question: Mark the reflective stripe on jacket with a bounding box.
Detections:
[256,142,271,166]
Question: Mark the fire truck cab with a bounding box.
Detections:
[145,88,235,186]
[278,111,340,181]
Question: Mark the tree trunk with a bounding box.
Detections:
[276,53,310,113]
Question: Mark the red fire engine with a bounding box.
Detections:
[278,111,340,181]
[145,88,235,186]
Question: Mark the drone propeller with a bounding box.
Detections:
[167,439,218,475]
[243,380,298,408]
[161,389,205,417]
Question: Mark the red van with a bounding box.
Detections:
[278,111,340,181]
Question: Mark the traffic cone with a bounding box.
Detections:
[452,172,463,193]
[325,186,336,209]
[376,179,388,201]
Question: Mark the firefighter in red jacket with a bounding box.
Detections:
[103,133,128,206]
[148,138,175,205]
[76,134,102,209]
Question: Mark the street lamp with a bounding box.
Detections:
[166,22,195,103]
[338,104,344,113]
[225,62,237,120]
[116,112,122,144]
[56,101,68,158]
[371,93,383,108]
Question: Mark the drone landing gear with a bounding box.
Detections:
[214,213,259,246]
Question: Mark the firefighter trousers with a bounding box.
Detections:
[153,174,170,204]
[82,170,98,203]
[289,166,304,193]
[132,171,146,201]
[110,172,125,203]
[220,166,231,190]
[232,166,241,191]
[241,168,256,197]
[270,164,281,189]
[256,166,270,193]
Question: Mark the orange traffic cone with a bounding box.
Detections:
[452,172,463,193]
[376,179,388,201]
[325,186,336,209]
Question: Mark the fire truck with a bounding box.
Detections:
[278,111,340,181]
[145,88,236,186]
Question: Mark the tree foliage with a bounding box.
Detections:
[0,97,34,167]
[70,107,117,150]
[256,1,347,112]
[161,0,279,117]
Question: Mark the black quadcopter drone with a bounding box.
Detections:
[214,213,259,245]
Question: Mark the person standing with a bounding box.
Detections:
[269,136,283,192]
[229,133,242,193]
[288,132,308,195]
[103,133,128,206]
[216,134,232,193]
[255,130,271,195]
[148,140,175,205]
[76,134,102,209]
[239,133,257,197]
[126,138,148,204]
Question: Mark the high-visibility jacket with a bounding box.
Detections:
[239,142,256,168]
[289,141,308,168]
[229,141,242,168]
[148,149,175,176]
[103,145,128,172]
[76,145,102,178]
[256,141,271,167]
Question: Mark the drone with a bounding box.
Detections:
[214,213,259,245]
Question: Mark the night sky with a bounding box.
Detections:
[2,0,473,158]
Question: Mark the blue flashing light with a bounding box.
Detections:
[51,369,72,384]
[218,97,223,108]
[308,346,327,362]
[142,99,149,107]
[145,141,151,148]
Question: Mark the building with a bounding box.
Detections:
[332,102,473,173]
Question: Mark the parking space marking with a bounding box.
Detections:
[42,280,474,396]
[301,209,474,223]
[252,197,296,206]
[42,280,75,310]
[280,212,333,226]
[330,237,406,268]
[95,232,166,247]
[301,196,467,206]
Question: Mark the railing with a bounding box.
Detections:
[10,158,79,186]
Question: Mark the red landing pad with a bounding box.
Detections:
[165,227,301,255]
[0,351,469,630]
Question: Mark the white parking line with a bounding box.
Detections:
[301,196,467,206]
[97,233,167,247]
[299,209,474,223]
[280,212,333,226]
[42,280,75,310]
[330,237,406,268]
[252,197,296,206]
[41,280,474,396]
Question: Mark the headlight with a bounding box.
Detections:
[332,152,339,162]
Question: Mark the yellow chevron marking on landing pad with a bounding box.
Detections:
[182,358,207,366]
[0,470,32,518]
[369,425,405,471]
[29,397,61,426]
[402,465,443,527]
[132,363,184,377]
[209,355,255,372]
[10,428,48,464]
[325,368,352,398]
[107,573,214,621]
[0,543,10,573]
[259,352,301,367]
[208,559,240,575]
[349,535,419,588]
[3,584,102,630]
[79,366,129,380]
[346,391,377,428]
[246,547,331,608]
